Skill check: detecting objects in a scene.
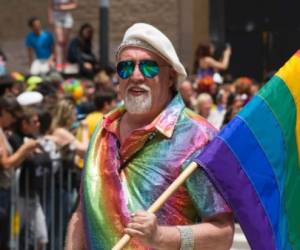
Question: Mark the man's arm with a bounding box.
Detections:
[0,137,38,169]
[27,47,34,67]
[194,212,234,250]
[52,0,77,11]
[48,0,54,25]
[48,40,55,68]
[65,202,86,250]
[125,211,234,250]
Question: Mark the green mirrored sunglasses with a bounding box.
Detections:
[117,60,160,79]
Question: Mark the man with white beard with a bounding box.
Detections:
[66,23,234,250]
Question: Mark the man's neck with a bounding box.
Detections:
[119,111,155,145]
[33,30,41,35]
[119,93,173,144]
[126,112,155,128]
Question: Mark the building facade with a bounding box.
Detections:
[0,0,209,74]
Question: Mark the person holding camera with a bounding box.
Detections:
[193,42,231,93]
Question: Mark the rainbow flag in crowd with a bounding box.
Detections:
[195,50,300,250]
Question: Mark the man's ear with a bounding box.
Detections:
[168,69,177,88]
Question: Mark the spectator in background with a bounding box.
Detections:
[178,79,196,109]
[0,96,38,250]
[49,99,88,248]
[250,82,260,96]
[50,99,88,158]
[67,23,98,79]
[10,72,26,96]
[193,42,231,93]
[0,49,7,76]
[8,107,49,250]
[76,80,96,116]
[0,75,16,96]
[207,87,229,129]
[222,93,244,127]
[196,93,213,119]
[233,76,254,106]
[48,0,77,72]
[82,90,117,139]
[94,70,115,91]
[25,17,55,75]
[75,90,117,169]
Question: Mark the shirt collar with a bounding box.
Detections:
[150,94,185,138]
[103,94,185,138]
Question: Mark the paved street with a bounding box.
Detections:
[231,224,250,250]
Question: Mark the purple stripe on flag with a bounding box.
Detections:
[194,137,276,250]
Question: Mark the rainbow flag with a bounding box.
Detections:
[194,50,300,250]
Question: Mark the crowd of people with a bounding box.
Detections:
[0,72,119,249]
[0,14,264,250]
[24,16,98,78]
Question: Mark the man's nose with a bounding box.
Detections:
[130,63,144,81]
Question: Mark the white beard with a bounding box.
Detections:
[124,84,152,114]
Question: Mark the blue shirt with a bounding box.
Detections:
[25,31,54,59]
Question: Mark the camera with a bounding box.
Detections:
[225,43,231,49]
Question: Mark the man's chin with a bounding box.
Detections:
[124,94,152,115]
[125,101,152,114]
[125,106,151,115]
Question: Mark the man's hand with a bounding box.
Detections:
[23,138,39,153]
[124,211,162,248]
[123,211,234,250]
[48,57,55,69]
[83,62,93,71]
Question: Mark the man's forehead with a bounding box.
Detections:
[118,46,167,64]
[33,19,41,25]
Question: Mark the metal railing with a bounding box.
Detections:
[8,151,80,250]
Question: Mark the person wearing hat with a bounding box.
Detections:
[66,23,234,250]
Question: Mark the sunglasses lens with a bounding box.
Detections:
[117,61,134,79]
[140,60,160,78]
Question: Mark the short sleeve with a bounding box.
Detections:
[25,33,33,48]
[183,152,231,218]
[48,32,55,46]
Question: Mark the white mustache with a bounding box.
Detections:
[124,83,152,114]
[126,83,151,93]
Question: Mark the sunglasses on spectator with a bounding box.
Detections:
[117,60,163,79]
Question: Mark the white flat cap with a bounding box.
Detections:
[117,23,187,84]
[17,91,43,106]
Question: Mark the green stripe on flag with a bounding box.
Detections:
[259,75,300,248]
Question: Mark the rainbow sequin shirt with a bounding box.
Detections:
[82,94,231,249]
